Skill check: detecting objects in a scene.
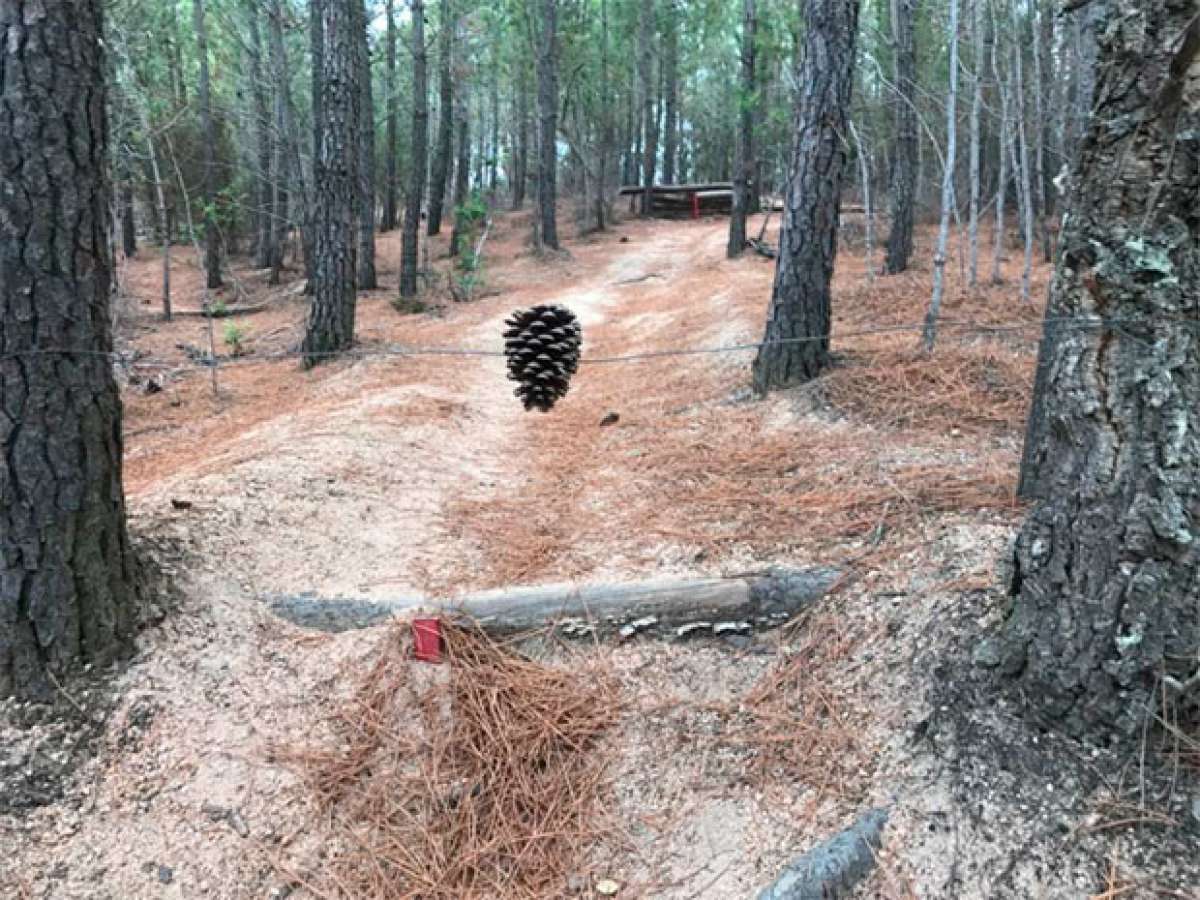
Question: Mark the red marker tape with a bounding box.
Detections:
[412,618,443,663]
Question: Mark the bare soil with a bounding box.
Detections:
[2,210,1198,899]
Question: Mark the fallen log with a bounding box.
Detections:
[755,807,889,900]
[264,566,841,638]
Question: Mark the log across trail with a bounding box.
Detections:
[265,566,842,638]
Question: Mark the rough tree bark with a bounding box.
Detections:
[268,0,292,286]
[427,0,453,235]
[1010,0,1034,304]
[194,0,222,289]
[382,0,399,232]
[301,0,359,366]
[662,0,678,185]
[534,0,560,249]
[751,0,860,393]
[247,10,273,269]
[1,0,137,698]
[355,0,377,290]
[884,0,918,275]
[999,0,1200,739]
[637,0,656,216]
[512,72,528,209]
[727,0,757,259]
[448,78,470,258]
[922,0,958,351]
[400,0,428,298]
[967,0,984,286]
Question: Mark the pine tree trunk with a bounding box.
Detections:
[637,0,656,216]
[248,10,273,268]
[991,7,1009,287]
[355,0,377,290]
[727,0,757,259]
[1030,1,1051,263]
[512,74,528,210]
[751,0,860,392]
[427,0,454,235]
[194,0,222,289]
[922,0,959,351]
[401,0,428,298]
[449,83,471,257]
[596,0,612,230]
[884,0,917,274]
[302,0,359,366]
[1010,3,1034,304]
[534,0,560,249]
[268,0,292,286]
[488,75,499,199]
[1001,0,1200,739]
[121,181,138,259]
[382,0,399,232]
[967,0,984,287]
[662,0,678,185]
[1,0,137,699]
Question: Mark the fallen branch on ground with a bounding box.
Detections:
[755,807,889,900]
[264,566,841,637]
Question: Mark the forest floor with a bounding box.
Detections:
[3,208,1199,899]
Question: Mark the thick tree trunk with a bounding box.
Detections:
[355,0,377,290]
[382,0,399,232]
[194,0,222,289]
[1,0,137,698]
[662,0,679,186]
[427,0,454,235]
[751,0,860,393]
[302,0,359,366]
[400,0,428,298]
[1000,1,1200,739]
[248,11,273,269]
[268,0,292,286]
[534,0,560,249]
[637,0,656,216]
[727,0,757,259]
[883,0,917,274]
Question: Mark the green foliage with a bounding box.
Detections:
[222,322,247,357]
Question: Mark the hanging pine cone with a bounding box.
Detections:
[503,304,582,412]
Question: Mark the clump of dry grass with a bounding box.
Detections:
[281,621,620,899]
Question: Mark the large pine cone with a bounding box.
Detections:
[503,304,582,412]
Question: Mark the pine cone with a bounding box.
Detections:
[503,304,582,412]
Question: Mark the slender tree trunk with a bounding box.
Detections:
[1001,0,1200,740]
[752,0,861,392]
[194,0,222,289]
[1010,3,1034,303]
[267,0,292,285]
[355,0,377,290]
[596,0,612,230]
[849,118,874,284]
[1,0,137,698]
[1031,0,1051,263]
[427,0,454,235]
[990,3,1009,286]
[247,11,273,268]
[534,0,560,249]
[401,0,429,297]
[512,73,528,209]
[967,0,984,287]
[488,74,500,199]
[922,0,959,351]
[727,0,757,258]
[662,0,679,185]
[449,82,471,257]
[120,181,137,259]
[884,0,918,274]
[302,0,360,366]
[638,0,656,216]
[382,0,399,232]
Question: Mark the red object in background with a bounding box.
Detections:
[691,193,700,219]
[413,618,443,663]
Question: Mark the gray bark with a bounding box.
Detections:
[1002,0,1200,739]
[382,0,398,232]
[923,0,959,351]
[448,79,470,258]
[427,0,453,234]
[662,0,678,185]
[637,0,656,216]
[265,567,841,636]
[967,0,984,286]
[727,0,757,259]
[400,0,428,298]
[247,10,273,269]
[355,0,377,290]
[194,0,222,289]
[267,0,291,286]
[301,0,360,366]
[755,809,888,900]
[1010,1,1034,303]
[883,0,917,275]
[1,0,137,698]
[751,0,861,392]
[534,0,560,248]
[512,73,528,209]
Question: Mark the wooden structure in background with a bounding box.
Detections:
[619,182,735,218]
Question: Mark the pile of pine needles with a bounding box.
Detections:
[282,621,620,899]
